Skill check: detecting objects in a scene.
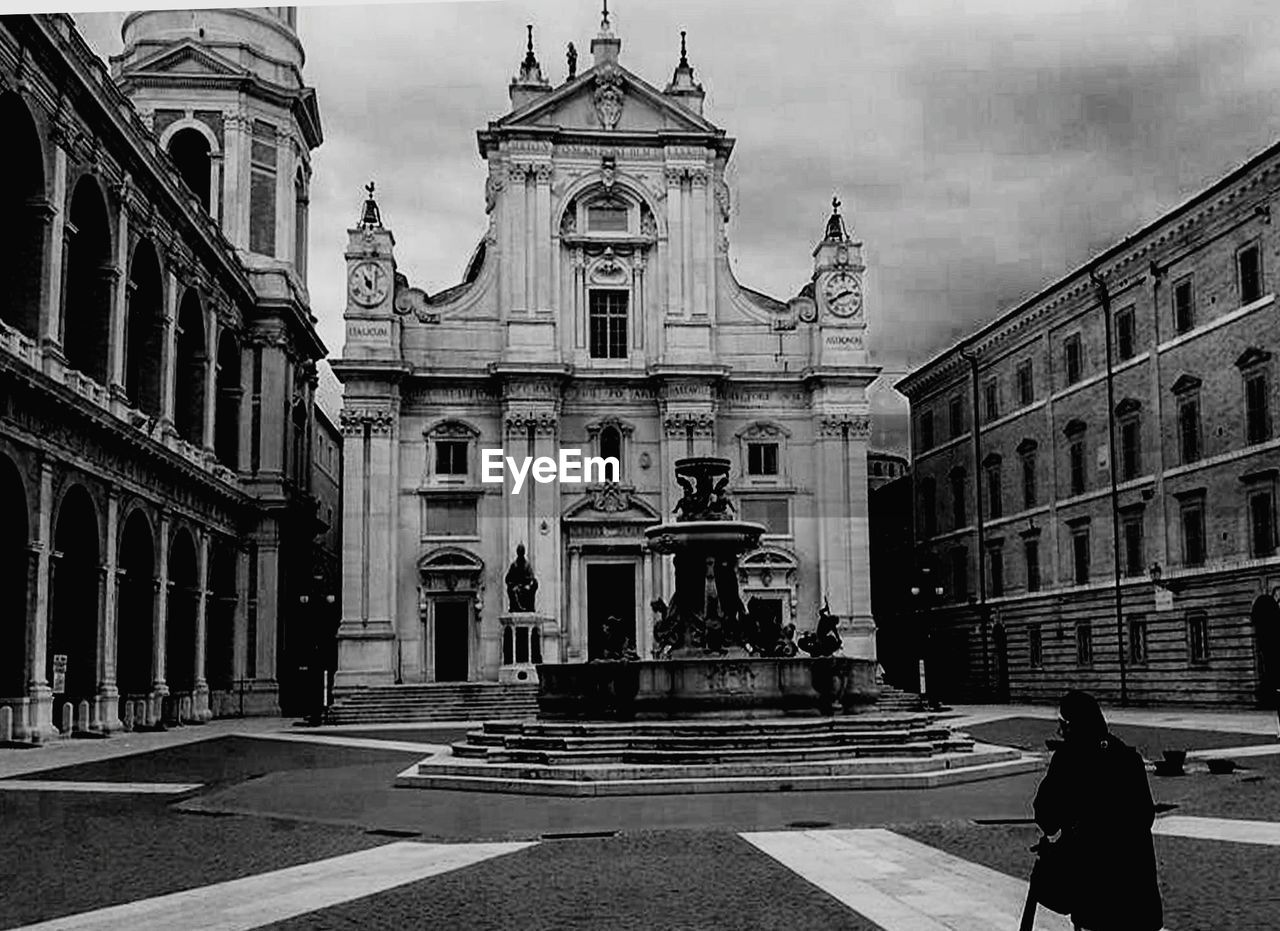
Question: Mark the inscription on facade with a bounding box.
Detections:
[347,321,391,340]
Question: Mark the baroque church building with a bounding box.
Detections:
[334,13,881,688]
[0,9,330,740]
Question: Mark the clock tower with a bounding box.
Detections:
[343,184,399,362]
[812,197,869,367]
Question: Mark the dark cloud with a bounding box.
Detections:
[73,0,1280,391]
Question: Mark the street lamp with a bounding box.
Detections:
[909,564,945,710]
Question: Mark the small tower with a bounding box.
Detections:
[811,196,869,366]
[664,31,705,116]
[112,7,322,285]
[510,24,551,109]
[343,183,399,363]
[591,0,622,67]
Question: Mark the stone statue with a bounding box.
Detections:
[504,543,538,613]
[567,42,577,80]
[650,597,680,658]
[798,598,843,657]
[594,615,639,662]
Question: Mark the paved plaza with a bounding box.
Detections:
[2,706,1278,930]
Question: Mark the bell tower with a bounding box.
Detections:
[112,6,323,288]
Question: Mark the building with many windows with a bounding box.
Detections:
[897,140,1280,707]
[0,10,329,740]
[333,15,881,689]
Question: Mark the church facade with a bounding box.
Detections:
[333,15,881,688]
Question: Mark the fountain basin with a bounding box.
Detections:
[536,656,877,720]
[645,520,767,553]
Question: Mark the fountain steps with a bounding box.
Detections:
[324,684,539,724]
[452,741,975,766]
[396,743,1041,796]
[453,727,963,754]
[479,713,937,737]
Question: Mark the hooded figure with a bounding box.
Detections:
[1032,690,1164,931]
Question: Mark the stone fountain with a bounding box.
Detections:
[536,457,877,719]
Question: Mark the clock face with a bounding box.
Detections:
[349,261,389,307]
[823,271,863,318]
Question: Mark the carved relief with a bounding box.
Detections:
[593,69,624,130]
[662,411,715,437]
[816,415,872,438]
[588,248,629,286]
[504,409,559,436]
[339,407,395,437]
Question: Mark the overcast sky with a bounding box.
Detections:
[72,0,1280,431]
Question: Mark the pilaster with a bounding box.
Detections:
[96,490,122,733]
[39,129,68,364]
[25,460,56,741]
[194,529,211,720]
[152,512,170,696]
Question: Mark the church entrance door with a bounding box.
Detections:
[433,599,470,682]
[587,563,636,661]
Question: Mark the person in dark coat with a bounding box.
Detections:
[1033,690,1164,931]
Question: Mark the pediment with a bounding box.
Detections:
[1171,373,1203,394]
[740,546,798,569]
[498,64,720,135]
[563,485,663,523]
[123,40,246,79]
[417,546,484,574]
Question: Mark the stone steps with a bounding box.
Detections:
[324,683,540,725]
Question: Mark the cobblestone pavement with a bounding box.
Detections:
[1,708,1277,929]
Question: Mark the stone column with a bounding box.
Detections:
[202,315,219,455]
[152,513,170,699]
[221,112,247,247]
[159,267,179,429]
[209,152,224,227]
[233,544,250,683]
[530,415,560,624]
[665,168,685,317]
[534,163,552,314]
[497,168,513,319]
[193,530,211,720]
[25,459,56,740]
[510,164,529,314]
[254,531,280,692]
[566,545,582,661]
[39,127,68,364]
[108,188,130,402]
[97,490,121,732]
[690,169,709,318]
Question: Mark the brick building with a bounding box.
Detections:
[897,141,1280,707]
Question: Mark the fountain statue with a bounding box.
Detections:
[504,543,538,613]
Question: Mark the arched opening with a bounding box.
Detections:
[0,455,30,701]
[63,177,113,383]
[167,127,211,213]
[206,542,237,697]
[1253,593,1280,706]
[599,425,622,477]
[116,509,155,704]
[214,330,242,469]
[173,290,207,446]
[0,92,45,339]
[49,484,100,714]
[166,529,199,703]
[124,239,164,416]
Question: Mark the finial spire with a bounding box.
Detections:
[359,181,382,228]
[514,23,548,87]
[601,0,611,33]
[824,194,850,241]
[679,29,688,67]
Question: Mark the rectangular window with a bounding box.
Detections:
[249,120,277,257]
[1064,334,1082,385]
[950,547,967,599]
[985,463,1002,519]
[1250,488,1276,558]
[1188,611,1210,663]
[1178,396,1201,464]
[1115,307,1136,361]
[587,205,628,233]
[747,442,779,476]
[1129,616,1148,665]
[588,290,628,359]
[919,410,935,451]
[1122,512,1145,577]
[1239,243,1263,305]
[983,379,1000,423]
[434,440,469,477]
[1121,418,1141,481]
[740,497,790,535]
[949,396,964,439]
[423,498,478,537]
[1245,371,1271,445]
[1076,623,1093,666]
[1180,497,1206,567]
[1016,362,1034,407]
[1173,277,1194,334]
[1028,624,1043,668]
[1024,538,1041,592]
[1021,454,1037,509]
[1072,528,1090,584]
[920,480,937,538]
[989,546,1005,597]
[1069,439,1086,496]
[950,470,967,528]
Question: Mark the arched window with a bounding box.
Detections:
[599,425,622,471]
[173,290,207,445]
[215,330,242,468]
[167,127,212,213]
[124,240,164,416]
[0,92,45,339]
[63,177,113,384]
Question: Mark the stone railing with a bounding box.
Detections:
[0,320,41,368]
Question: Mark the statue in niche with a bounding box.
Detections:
[798,598,843,657]
[504,543,538,612]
